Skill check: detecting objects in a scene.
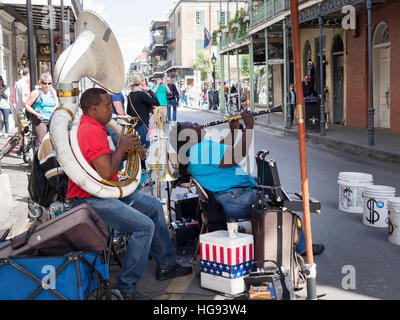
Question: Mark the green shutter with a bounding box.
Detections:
[217,11,221,26]
[178,12,181,28]
[195,40,203,62]
[227,11,231,24]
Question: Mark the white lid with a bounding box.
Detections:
[363,185,396,194]
[388,197,400,206]
[338,172,373,180]
[200,230,253,246]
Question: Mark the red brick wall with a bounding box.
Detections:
[345,0,400,133]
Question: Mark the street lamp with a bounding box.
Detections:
[211,53,217,90]
[20,54,27,67]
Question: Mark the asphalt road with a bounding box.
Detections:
[172,106,400,300]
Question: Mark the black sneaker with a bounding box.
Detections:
[156,263,193,281]
[121,291,152,300]
[301,244,325,256]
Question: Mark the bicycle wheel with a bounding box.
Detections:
[0,136,20,160]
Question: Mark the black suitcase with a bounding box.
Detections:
[173,193,199,220]
[0,204,109,258]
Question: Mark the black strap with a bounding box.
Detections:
[128,93,149,130]
[277,211,283,267]
[252,259,285,276]
[11,224,39,250]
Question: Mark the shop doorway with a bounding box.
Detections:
[332,35,344,124]
[373,22,390,129]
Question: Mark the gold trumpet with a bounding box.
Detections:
[150,108,177,199]
[150,108,164,199]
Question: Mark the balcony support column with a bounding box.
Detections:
[249,36,255,112]
[283,18,288,128]
[265,27,270,124]
[220,52,225,113]
[227,51,231,106]
[236,48,241,111]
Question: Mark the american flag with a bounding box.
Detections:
[204,27,212,50]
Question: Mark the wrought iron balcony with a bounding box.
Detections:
[250,0,286,28]
[163,34,176,45]
[150,58,181,75]
[150,35,167,55]
[150,20,168,32]
[219,25,249,50]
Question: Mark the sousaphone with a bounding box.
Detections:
[50,10,141,199]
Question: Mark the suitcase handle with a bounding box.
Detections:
[11,224,39,250]
[252,259,285,276]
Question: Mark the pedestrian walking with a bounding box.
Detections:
[13,68,31,152]
[166,78,179,124]
[152,77,170,130]
[24,72,58,152]
[289,83,297,126]
[224,82,228,104]
[180,86,188,107]
[0,76,11,137]
[127,72,159,150]
[11,70,24,113]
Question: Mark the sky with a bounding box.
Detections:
[83,0,176,73]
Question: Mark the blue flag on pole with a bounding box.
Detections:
[204,27,212,50]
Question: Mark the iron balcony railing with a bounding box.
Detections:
[150,35,167,54]
[218,0,288,50]
[163,32,176,44]
[219,26,249,50]
[251,0,286,28]
[151,58,181,74]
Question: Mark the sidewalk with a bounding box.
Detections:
[186,105,400,165]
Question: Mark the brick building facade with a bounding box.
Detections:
[346,0,399,133]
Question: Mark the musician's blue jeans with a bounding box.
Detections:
[72,192,176,295]
[215,188,306,254]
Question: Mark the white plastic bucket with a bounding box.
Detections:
[362,185,396,228]
[388,198,400,246]
[338,172,373,213]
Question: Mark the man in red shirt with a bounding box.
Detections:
[68,88,192,300]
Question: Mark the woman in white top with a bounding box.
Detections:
[0,75,11,137]
[25,73,58,152]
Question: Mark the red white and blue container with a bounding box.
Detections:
[199,230,254,295]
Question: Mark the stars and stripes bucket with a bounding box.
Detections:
[199,230,254,295]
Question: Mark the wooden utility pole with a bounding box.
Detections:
[289,0,317,300]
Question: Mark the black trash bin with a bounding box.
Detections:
[208,90,219,111]
[304,96,321,131]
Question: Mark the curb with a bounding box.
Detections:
[183,106,400,165]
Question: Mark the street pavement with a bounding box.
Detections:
[1,105,400,300]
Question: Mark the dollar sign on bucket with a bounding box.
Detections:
[366,198,380,225]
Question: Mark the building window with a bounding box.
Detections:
[195,11,205,33]
[220,12,226,25]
